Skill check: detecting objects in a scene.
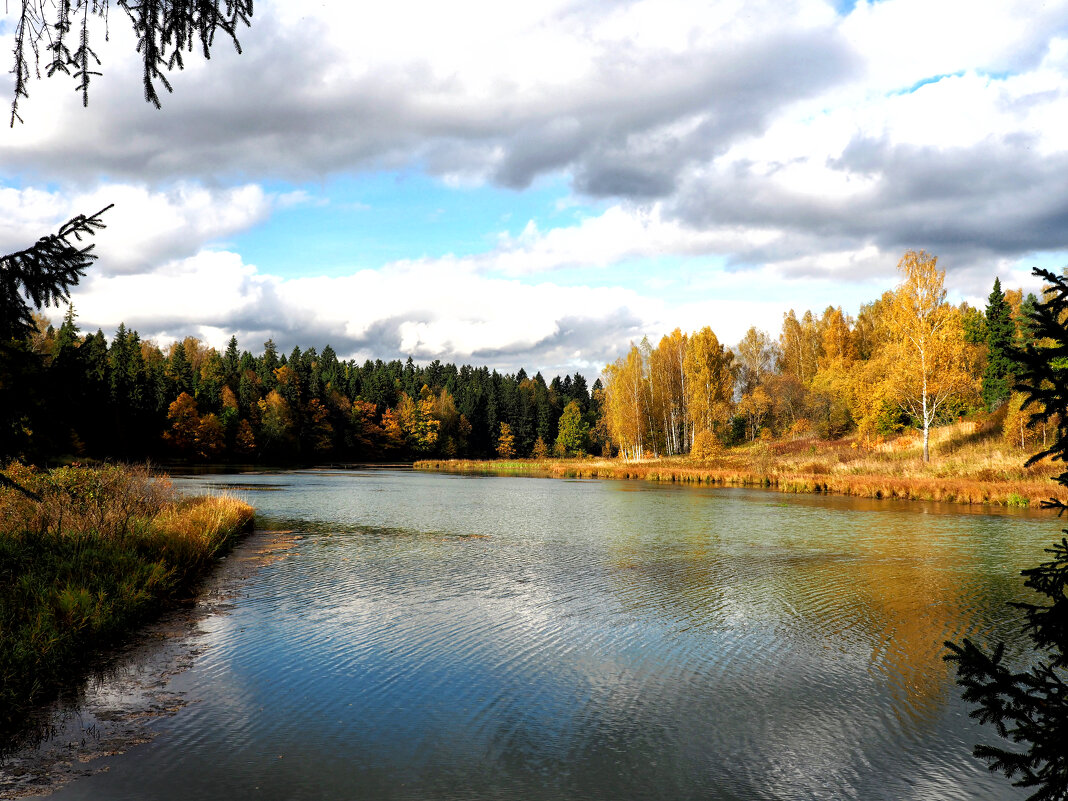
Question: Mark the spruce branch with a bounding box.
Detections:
[9,0,253,123]
[945,267,1068,801]
[0,204,112,341]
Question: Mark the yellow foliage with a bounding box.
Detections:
[691,430,720,460]
[684,326,733,438]
[532,437,550,460]
[496,422,516,459]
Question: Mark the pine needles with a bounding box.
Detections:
[944,268,1068,801]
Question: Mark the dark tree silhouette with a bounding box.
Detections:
[945,267,1068,801]
[10,0,254,125]
[0,205,112,341]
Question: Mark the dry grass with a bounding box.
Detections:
[416,420,1064,508]
[1,463,254,734]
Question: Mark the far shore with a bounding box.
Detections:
[415,422,1065,508]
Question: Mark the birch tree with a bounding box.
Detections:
[887,250,975,462]
[684,327,734,440]
[602,345,649,460]
[649,329,688,455]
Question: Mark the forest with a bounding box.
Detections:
[0,250,1045,466]
[1,311,602,464]
[600,251,1043,464]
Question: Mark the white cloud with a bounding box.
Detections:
[840,0,1067,92]
[8,0,1068,376]
[0,182,278,274]
[51,241,804,377]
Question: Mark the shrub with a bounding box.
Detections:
[691,430,720,460]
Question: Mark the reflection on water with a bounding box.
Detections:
[36,470,1057,800]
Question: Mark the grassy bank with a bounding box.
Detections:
[416,421,1065,507]
[0,463,254,733]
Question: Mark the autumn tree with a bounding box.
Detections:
[432,387,467,457]
[258,389,294,454]
[853,292,893,360]
[737,385,772,442]
[818,306,856,368]
[234,418,256,456]
[349,399,385,456]
[496,422,516,459]
[886,250,975,462]
[164,391,200,454]
[736,327,778,441]
[735,327,776,396]
[195,413,225,459]
[1002,392,1046,451]
[380,408,406,454]
[684,327,734,443]
[779,310,821,385]
[648,329,689,456]
[602,345,649,460]
[397,387,441,454]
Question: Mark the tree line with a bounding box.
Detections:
[2,309,602,464]
[601,250,1043,462]
[0,249,1047,466]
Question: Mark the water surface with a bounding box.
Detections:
[43,470,1062,799]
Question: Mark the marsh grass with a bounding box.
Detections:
[416,420,1065,507]
[0,463,254,734]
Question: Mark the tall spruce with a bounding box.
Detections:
[982,277,1016,410]
[945,267,1068,800]
[223,336,241,382]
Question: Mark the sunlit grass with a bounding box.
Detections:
[416,420,1064,507]
[0,463,254,733]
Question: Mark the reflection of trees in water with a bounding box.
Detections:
[602,494,1040,725]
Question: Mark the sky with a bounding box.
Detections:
[3,0,1068,380]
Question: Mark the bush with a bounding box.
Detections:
[691,430,720,460]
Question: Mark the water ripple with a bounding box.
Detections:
[43,473,1060,801]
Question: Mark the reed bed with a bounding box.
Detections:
[416,422,1065,508]
[0,463,254,733]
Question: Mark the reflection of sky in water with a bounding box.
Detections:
[51,471,1058,801]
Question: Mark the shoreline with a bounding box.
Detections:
[414,457,1065,508]
[0,528,300,798]
[0,465,256,742]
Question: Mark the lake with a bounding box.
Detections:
[28,469,1064,799]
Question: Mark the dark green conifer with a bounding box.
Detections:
[223,335,241,382]
[167,341,193,397]
[982,277,1017,410]
[259,339,279,391]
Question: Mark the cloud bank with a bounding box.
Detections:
[3,0,1068,372]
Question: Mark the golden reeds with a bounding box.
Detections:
[415,421,1064,508]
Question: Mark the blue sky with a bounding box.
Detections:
[229,172,595,277]
[2,0,1068,378]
